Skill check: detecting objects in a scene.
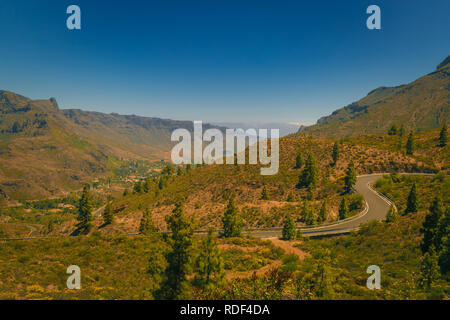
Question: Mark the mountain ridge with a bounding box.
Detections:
[299,55,450,138]
[0,90,224,200]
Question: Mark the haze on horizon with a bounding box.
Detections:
[0,0,449,125]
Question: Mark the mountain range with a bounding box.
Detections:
[0,55,448,201]
[0,90,221,200]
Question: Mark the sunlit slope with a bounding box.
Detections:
[301,56,450,138]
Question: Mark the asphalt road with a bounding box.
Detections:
[1,173,432,241]
[247,173,394,238]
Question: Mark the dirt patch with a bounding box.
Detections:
[267,238,309,260]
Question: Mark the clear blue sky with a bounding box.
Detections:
[0,0,449,124]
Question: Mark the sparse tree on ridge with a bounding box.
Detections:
[405,183,419,214]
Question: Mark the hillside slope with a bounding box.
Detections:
[301,55,450,138]
[0,90,220,200]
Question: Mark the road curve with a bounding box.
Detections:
[1,173,432,241]
[248,173,428,238]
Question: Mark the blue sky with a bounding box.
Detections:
[0,0,449,124]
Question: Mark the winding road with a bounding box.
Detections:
[246,173,408,238]
[1,173,432,241]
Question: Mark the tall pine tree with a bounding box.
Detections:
[295,150,304,169]
[406,131,415,155]
[76,184,93,235]
[297,153,319,191]
[405,183,419,214]
[194,229,224,289]
[222,194,243,238]
[160,202,194,299]
[282,214,296,240]
[421,195,445,253]
[344,161,357,193]
[103,198,114,225]
[338,197,348,220]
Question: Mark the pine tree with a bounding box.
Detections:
[261,185,270,200]
[139,208,157,235]
[385,204,397,223]
[419,246,441,290]
[421,195,445,253]
[332,142,339,166]
[302,201,316,226]
[282,214,296,240]
[76,184,93,235]
[344,161,357,194]
[160,202,194,299]
[123,188,130,197]
[103,199,114,225]
[388,124,398,135]
[439,123,448,147]
[295,151,304,169]
[222,194,242,238]
[338,197,348,220]
[297,153,319,190]
[406,131,415,155]
[405,183,419,214]
[317,201,328,224]
[194,229,224,288]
